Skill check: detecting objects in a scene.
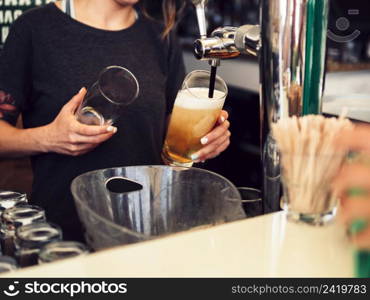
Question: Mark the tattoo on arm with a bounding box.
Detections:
[0,90,18,119]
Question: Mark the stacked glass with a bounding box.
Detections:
[14,222,62,267]
[0,191,28,255]
[0,205,45,257]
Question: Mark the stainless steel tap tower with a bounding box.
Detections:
[192,0,329,213]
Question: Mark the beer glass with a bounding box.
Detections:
[15,222,62,267]
[38,241,89,264]
[0,256,17,273]
[237,188,263,218]
[0,205,45,257]
[225,187,263,218]
[162,70,228,167]
[76,66,139,126]
[0,191,27,217]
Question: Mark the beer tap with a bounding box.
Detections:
[193,25,261,60]
[191,0,220,96]
[191,0,330,213]
[191,0,261,61]
[191,0,261,96]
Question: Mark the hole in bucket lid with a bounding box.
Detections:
[106,177,143,194]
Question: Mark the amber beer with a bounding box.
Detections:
[162,87,226,167]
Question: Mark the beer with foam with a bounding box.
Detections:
[162,87,226,167]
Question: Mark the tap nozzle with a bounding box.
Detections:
[193,25,261,61]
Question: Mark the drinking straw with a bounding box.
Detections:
[272,115,353,214]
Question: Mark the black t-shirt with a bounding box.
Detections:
[0,3,185,240]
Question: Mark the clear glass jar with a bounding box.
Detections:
[0,255,18,273]
[15,222,62,267]
[0,191,27,217]
[0,205,45,257]
[38,241,89,264]
[0,191,27,255]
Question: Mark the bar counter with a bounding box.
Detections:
[1,212,353,278]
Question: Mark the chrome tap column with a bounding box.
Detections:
[259,0,329,212]
[192,0,329,213]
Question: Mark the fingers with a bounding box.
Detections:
[200,139,230,161]
[332,164,370,196]
[351,226,370,249]
[190,112,231,162]
[340,196,370,224]
[335,124,370,154]
[200,119,230,146]
[59,125,116,155]
[341,194,370,249]
[65,143,96,156]
[61,87,117,136]
[46,88,118,156]
[69,132,116,145]
[74,123,117,136]
[63,87,87,113]
[217,110,229,125]
[194,131,231,161]
[334,125,370,250]
[64,140,105,156]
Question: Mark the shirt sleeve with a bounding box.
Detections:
[165,30,185,115]
[0,17,32,126]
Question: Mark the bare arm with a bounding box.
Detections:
[0,88,117,158]
[0,120,49,157]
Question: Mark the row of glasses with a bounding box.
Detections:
[0,190,89,272]
[0,190,29,256]
[1,205,45,257]
[0,190,28,272]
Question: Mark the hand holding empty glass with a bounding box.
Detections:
[76,66,139,126]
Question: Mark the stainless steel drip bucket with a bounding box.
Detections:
[71,166,245,250]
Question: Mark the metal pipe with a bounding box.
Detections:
[192,0,208,38]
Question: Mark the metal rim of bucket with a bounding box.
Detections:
[70,165,242,240]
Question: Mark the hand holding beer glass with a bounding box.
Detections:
[162,70,228,167]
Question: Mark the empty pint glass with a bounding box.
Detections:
[0,191,27,217]
[15,222,62,267]
[162,70,228,167]
[76,66,139,126]
[0,256,17,273]
[38,241,89,264]
[0,205,45,257]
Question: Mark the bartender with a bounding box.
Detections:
[0,0,231,241]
